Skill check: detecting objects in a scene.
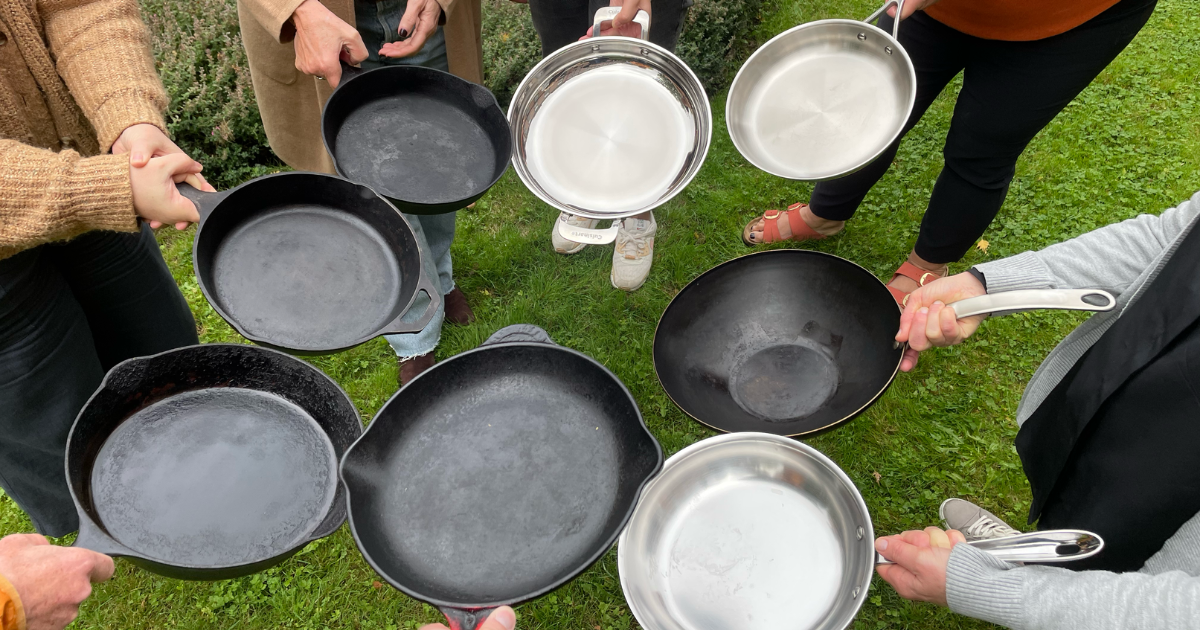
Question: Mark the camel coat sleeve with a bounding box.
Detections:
[237,0,482,173]
[0,571,25,630]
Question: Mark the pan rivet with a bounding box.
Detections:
[592,44,600,52]
[857,32,866,40]
[641,47,650,55]
[885,46,893,55]
[852,587,861,598]
[857,527,864,540]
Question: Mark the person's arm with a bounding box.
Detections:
[0,534,115,630]
[38,0,167,153]
[974,191,1200,297]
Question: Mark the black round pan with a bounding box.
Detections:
[322,63,511,215]
[178,172,440,355]
[340,325,662,630]
[68,344,362,580]
[654,250,904,436]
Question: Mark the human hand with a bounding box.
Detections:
[130,153,213,230]
[874,527,966,607]
[581,0,651,39]
[0,534,115,630]
[379,0,442,59]
[886,0,941,20]
[419,606,517,630]
[291,0,369,87]
[895,272,987,372]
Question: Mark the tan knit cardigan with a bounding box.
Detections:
[0,0,169,260]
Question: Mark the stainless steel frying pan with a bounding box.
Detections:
[618,433,1104,630]
[726,0,916,180]
[509,8,711,245]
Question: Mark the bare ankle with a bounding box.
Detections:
[799,205,845,236]
[907,251,949,274]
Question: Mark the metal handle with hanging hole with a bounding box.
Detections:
[947,289,1117,319]
[863,0,905,40]
[556,219,622,245]
[876,529,1105,565]
[592,6,650,40]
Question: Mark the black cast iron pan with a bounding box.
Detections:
[340,325,662,630]
[68,344,362,580]
[178,172,439,355]
[322,62,511,215]
[655,250,1118,436]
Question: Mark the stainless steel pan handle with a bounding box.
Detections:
[948,289,1116,319]
[876,530,1105,565]
[593,6,650,40]
[863,0,906,40]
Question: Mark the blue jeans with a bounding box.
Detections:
[356,0,454,359]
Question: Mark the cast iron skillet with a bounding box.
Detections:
[68,344,362,580]
[340,325,662,630]
[178,172,439,355]
[654,250,904,436]
[322,62,512,215]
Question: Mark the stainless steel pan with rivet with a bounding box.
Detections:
[726,0,916,180]
[618,433,1105,630]
[508,7,712,245]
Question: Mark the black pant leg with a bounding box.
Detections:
[0,249,102,536]
[914,0,1157,262]
[809,12,969,221]
[45,224,197,372]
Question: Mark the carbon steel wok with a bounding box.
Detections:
[322,62,511,215]
[509,8,711,245]
[340,325,662,630]
[654,250,1116,435]
[179,172,439,355]
[618,433,1105,630]
[727,0,916,180]
[68,344,361,580]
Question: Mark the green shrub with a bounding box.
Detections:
[676,0,764,94]
[480,1,544,106]
[141,0,282,189]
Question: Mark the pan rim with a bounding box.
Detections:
[321,64,511,207]
[339,339,664,610]
[507,36,712,221]
[66,342,359,571]
[652,248,904,437]
[616,432,876,630]
[726,18,917,181]
[191,171,424,354]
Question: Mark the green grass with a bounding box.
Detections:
[3,0,1200,628]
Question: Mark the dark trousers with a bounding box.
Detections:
[0,225,197,536]
[811,0,1156,263]
[527,0,691,55]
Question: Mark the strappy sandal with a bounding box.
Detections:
[887,261,947,308]
[742,202,826,246]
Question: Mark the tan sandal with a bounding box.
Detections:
[887,261,947,308]
[742,202,826,246]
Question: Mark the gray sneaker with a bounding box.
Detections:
[939,498,1020,541]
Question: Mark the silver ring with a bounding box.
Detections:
[316,75,326,81]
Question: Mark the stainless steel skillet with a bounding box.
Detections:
[618,433,1103,630]
[727,0,916,180]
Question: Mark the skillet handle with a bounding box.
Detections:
[863,0,905,39]
[876,530,1105,565]
[592,6,650,40]
[947,289,1116,320]
[73,516,133,558]
[481,324,555,347]
[440,607,498,630]
[176,182,224,224]
[380,266,442,335]
[556,218,621,245]
[339,60,366,82]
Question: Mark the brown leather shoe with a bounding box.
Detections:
[444,287,476,325]
[398,352,436,386]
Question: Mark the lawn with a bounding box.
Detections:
[2,0,1199,628]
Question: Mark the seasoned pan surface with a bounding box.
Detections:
[654,250,903,435]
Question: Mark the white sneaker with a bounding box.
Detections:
[552,212,599,255]
[940,498,1021,541]
[611,213,656,292]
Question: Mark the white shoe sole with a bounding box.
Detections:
[611,269,648,292]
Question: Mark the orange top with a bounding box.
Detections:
[0,574,24,630]
[925,0,1123,41]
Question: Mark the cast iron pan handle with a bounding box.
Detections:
[176,182,226,224]
[73,514,135,558]
[339,60,366,83]
[439,607,498,630]
[481,324,555,347]
[380,266,442,335]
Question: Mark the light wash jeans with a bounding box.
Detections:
[356,0,455,359]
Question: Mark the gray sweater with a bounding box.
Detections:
[942,191,1200,629]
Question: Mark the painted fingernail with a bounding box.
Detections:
[491,607,516,630]
[398,28,409,39]
[876,539,888,551]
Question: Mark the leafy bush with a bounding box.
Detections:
[141,0,283,189]
[676,0,764,93]
[480,1,544,106]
